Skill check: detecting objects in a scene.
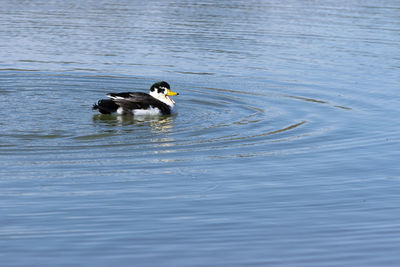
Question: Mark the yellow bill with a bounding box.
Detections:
[167,89,179,96]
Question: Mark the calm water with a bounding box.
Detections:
[1,0,400,266]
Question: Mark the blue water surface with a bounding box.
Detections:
[0,0,400,266]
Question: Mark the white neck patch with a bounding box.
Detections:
[150,89,175,107]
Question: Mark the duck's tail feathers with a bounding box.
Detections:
[92,102,99,110]
[92,99,119,114]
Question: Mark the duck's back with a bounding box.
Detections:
[93,92,171,115]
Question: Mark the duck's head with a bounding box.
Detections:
[149,81,179,107]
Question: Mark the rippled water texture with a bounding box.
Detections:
[1,1,400,266]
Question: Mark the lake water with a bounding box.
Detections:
[1,0,400,266]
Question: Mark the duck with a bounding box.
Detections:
[93,81,179,116]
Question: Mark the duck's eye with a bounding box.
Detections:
[157,88,165,94]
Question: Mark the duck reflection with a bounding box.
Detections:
[92,114,178,159]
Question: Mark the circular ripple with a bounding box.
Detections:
[84,81,352,163]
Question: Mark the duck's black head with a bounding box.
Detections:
[150,81,171,94]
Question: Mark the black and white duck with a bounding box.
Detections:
[93,81,179,116]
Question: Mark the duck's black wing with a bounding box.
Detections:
[93,92,171,115]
